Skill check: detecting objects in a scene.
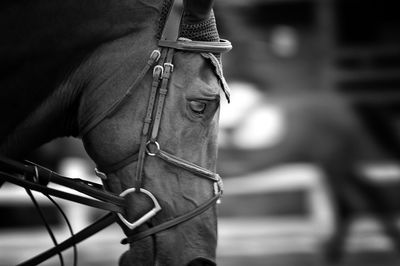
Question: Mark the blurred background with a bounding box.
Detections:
[2,0,400,265]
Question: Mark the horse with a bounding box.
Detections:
[218,83,400,264]
[0,0,231,265]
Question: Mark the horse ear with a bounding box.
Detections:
[180,10,220,43]
[201,52,230,103]
[182,0,215,24]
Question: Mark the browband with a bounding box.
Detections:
[159,38,232,53]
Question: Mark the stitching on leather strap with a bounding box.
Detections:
[157,149,218,181]
[159,38,232,53]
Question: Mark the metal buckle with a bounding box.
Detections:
[32,166,39,183]
[145,140,160,156]
[117,188,162,230]
[150,50,161,62]
[164,62,174,73]
[153,65,164,79]
[94,168,108,180]
[214,174,223,204]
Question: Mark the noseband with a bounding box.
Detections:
[93,0,231,244]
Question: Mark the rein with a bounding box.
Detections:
[0,156,125,212]
[0,155,122,266]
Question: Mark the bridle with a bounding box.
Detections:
[92,0,231,244]
[0,0,231,265]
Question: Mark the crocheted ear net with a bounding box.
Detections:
[158,0,220,43]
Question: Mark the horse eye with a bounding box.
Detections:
[189,101,207,114]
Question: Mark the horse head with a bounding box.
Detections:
[82,49,228,266]
[77,1,230,265]
[0,0,230,265]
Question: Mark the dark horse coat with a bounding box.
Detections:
[0,1,226,266]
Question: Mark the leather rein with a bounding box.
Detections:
[0,0,231,265]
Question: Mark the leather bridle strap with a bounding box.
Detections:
[134,47,175,190]
[121,193,220,244]
[158,149,221,182]
[159,38,232,53]
[93,40,231,175]
[119,138,223,244]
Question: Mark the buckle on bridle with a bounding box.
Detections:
[153,65,164,79]
[150,49,161,62]
[145,140,160,156]
[163,62,174,73]
[94,168,108,180]
[214,174,223,204]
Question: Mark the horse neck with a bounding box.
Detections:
[0,0,167,158]
[0,82,81,158]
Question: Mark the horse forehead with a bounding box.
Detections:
[173,53,221,93]
[174,52,206,73]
